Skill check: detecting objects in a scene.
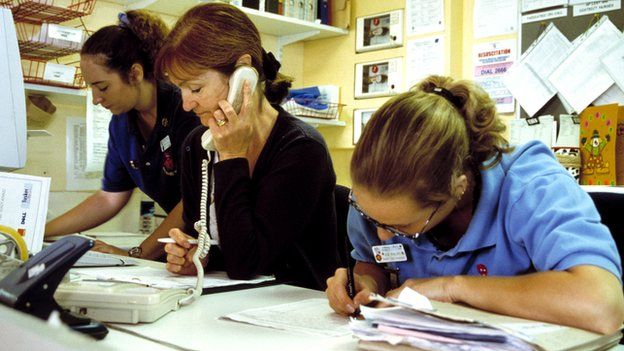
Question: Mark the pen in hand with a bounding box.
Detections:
[345,235,360,317]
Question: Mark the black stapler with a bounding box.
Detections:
[0,236,108,339]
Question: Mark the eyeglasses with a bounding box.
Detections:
[348,191,440,241]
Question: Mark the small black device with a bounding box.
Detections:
[0,236,108,339]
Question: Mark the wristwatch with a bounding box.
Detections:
[128,246,142,258]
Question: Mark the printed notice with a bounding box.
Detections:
[473,0,518,38]
[406,36,445,90]
[406,0,444,36]
[85,89,112,172]
[473,40,516,113]
[573,0,621,16]
[66,117,102,191]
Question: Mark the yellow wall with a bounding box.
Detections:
[16,0,305,232]
[16,0,519,230]
[304,0,517,186]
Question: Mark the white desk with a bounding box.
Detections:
[100,285,357,351]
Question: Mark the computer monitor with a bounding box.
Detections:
[0,8,27,171]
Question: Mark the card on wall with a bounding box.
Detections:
[355,10,403,53]
[354,58,402,99]
[353,108,377,145]
[616,106,624,185]
[579,103,619,186]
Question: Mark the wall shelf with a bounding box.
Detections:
[104,0,347,59]
[24,83,87,105]
[296,116,346,128]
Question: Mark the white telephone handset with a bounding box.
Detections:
[200,66,259,151]
[183,66,259,305]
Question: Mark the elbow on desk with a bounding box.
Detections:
[591,299,624,335]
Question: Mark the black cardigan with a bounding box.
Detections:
[180,106,339,290]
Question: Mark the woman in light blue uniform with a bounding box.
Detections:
[325,75,624,334]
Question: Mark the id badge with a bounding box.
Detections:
[372,244,407,263]
[160,135,172,152]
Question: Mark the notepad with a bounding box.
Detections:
[70,266,274,290]
[221,298,351,337]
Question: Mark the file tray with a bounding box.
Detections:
[54,281,188,324]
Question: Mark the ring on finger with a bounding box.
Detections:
[216,118,228,127]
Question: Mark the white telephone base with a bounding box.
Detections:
[55,280,188,324]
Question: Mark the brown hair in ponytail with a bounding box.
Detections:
[81,10,169,82]
[351,75,513,205]
[155,2,293,104]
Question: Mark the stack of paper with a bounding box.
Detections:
[350,289,622,351]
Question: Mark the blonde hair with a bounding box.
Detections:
[351,75,512,204]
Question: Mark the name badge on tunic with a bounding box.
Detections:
[160,135,172,152]
[372,244,407,263]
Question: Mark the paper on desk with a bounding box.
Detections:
[222,298,351,337]
[71,266,274,289]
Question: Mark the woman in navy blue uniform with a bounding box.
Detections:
[45,10,199,260]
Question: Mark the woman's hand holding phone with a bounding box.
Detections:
[205,80,254,160]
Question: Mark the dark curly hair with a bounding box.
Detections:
[81,10,169,82]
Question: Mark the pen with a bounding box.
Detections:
[345,235,360,317]
[157,238,198,244]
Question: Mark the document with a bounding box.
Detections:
[509,115,555,148]
[71,266,275,290]
[405,0,444,36]
[601,42,624,93]
[405,36,445,90]
[85,89,111,172]
[548,16,624,113]
[0,172,49,254]
[554,115,580,148]
[222,298,351,337]
[352,288,623,351]
[66,117,101,191]
[593,83,624,106]
[503,24,571,117]
[473,0,518,38]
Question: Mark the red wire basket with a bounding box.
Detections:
[15,22,85,60]
[0,0,96,24]
[21,58,85,89]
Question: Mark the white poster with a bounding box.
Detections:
[473,0,518,38]
[406,36,445,90]
[473,39,516,113]
[66,117,102,191]
[0,172,50,254]
[85,89,112,172]
[405,0,444,36]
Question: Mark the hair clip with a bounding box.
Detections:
[261,49,281,80]
[431,86,462,109]
[118,12,130,29]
